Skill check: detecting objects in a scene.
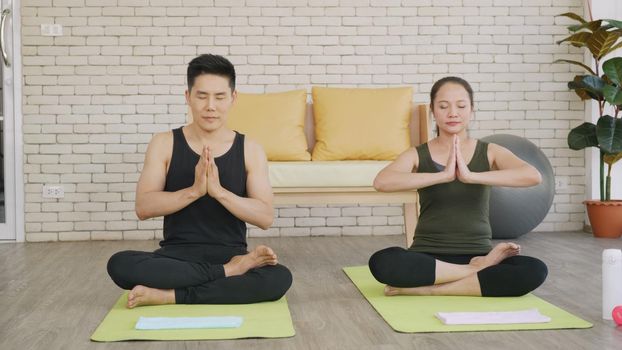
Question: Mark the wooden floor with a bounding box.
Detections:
[1,232,621,350]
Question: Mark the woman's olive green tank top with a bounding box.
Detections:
[409,140,492,255]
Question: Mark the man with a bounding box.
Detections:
[107,54,292,308]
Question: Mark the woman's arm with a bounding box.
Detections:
[457,142,542,187]
[374,146,455,192]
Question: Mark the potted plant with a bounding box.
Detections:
[556,12,622,238]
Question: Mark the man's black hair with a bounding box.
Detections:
[187,54,236,92]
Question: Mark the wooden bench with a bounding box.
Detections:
[270,103,429,247]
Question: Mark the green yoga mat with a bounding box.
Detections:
[344,266,592,333]
[91,293,295,341]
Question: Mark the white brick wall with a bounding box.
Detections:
[22,0,586,241]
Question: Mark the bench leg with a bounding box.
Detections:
[403,202,417,248]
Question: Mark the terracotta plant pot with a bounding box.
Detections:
[584,200,622,238]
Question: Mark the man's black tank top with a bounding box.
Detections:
[160,127,247,248]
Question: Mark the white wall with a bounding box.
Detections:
[22,0,586,241]
[587,0,622,201]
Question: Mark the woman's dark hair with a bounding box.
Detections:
[187,54,236,92]
[429,76,474,108]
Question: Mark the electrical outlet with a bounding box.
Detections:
[42,185,64,198]
[40,24,63,36]
[555,177,569,190]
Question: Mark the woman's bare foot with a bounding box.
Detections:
[385,285,400,296]
[469,242,520,269]
[126,285,175,309]
[224,245,278,277]
[384,284,433,296]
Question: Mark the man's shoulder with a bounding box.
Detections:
[151,130,174,144]
[241,135,268,165]
[242,135,264,154]
[147,130,175,157]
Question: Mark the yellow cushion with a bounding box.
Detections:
[269,160,391,187]
[311,86,412,161]
[227,90,310,161]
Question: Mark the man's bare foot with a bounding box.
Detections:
[126,285,175,309]
[384,284,432,296]
[224,245,278,277]
[469,242,520,269]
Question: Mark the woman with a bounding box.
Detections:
[368,77,548,297]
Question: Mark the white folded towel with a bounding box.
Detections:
[435,308,551,325]
[135,316,243,330]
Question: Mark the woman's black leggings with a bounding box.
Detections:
[107,245,292,304]
[368,247,548,297]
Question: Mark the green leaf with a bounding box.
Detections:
[606,19,622,30]
[574,88,593,100]
[604,152,622,166]
[568,84,592,100]
[596,115,622,153]
[603,57,622,85]
[589,20,605,32]
[587,28,621,59]
[567,75,607,101]
[568,20,604,33]
[581,75,606,99]
[568,122,598,150]
[567,24,586,32]
[568,77,597,100]
[553,59,596,75]
[603,84,622,106]
[602,74,613,85]
[557,32,591,47]
[558,12,587,24]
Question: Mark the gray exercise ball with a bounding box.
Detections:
[480,134,555,239]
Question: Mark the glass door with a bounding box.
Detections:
[0,1,16,240]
